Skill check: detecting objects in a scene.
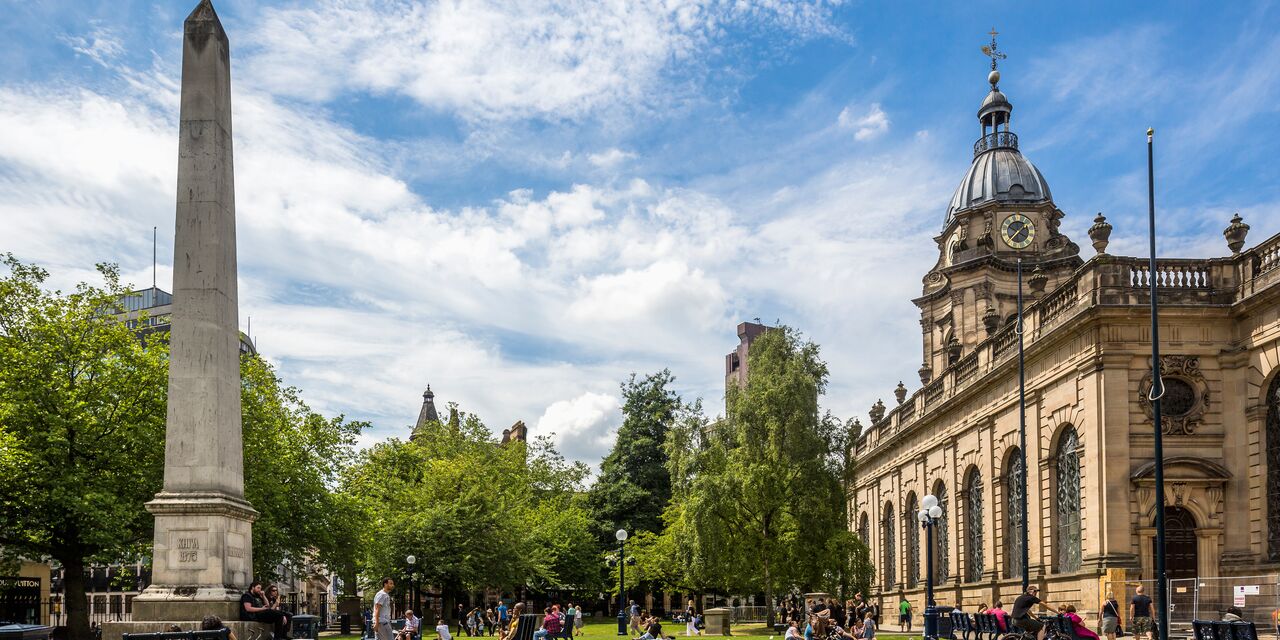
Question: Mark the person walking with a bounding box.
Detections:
[685,600,698,637]
[497,601,509,636]
[1129,586,1154,640]
[897,599,911,633]
[1100,592,1121,640]
[373,579,396,640]
[456,605,468,637]
[563,604,577,640]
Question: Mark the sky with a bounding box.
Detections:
[3,0,1279,470]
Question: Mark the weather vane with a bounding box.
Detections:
[981,27,1007,71]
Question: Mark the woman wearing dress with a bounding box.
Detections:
[685,600,698,636]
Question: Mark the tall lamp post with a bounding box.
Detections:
[917,496,943,640]
[615,529,629,636]
[1145,127,1170,640]
[1015,257,1030,593]
[406,555,417,615]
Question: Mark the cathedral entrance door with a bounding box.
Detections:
[1157,506,1198,581]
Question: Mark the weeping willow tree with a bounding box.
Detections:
[663,325,872,623]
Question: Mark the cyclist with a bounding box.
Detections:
[1010,586,1057,640]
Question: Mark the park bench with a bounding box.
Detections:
[122,630,230,640]
[950,611,975,640]
[972,613,999,640]
[1192,620,1258,640]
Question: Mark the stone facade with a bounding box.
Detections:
[850,58,1280,621]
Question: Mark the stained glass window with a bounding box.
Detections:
[905,493,920,588]
[859,512,870,545]
[1055,427,1082,572]
[966,468,984,582]
[883,502,896,588]
[1267,374,1280,561]
[1004,448,1024,579]
[934,482,949,583]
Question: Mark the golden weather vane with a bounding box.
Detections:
[981,27,1007,70]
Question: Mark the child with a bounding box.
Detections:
[860,613,876,640]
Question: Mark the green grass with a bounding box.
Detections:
[321,620,920,640]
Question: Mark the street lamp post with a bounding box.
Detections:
[918,496,943,640]
[1146,127,1170,640]
[615,529,629,636]
[1015,258,1030,593]
[407,555,417,614]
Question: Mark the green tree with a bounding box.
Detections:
[0,255,367,639]
[587,370,685,541]
[341,410,600,608]
[240,355,367,581]
[664,325,872,624]
[0,256,167,640]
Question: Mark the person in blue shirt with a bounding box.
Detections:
[497,602,509,636]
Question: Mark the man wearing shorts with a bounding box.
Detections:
[898,599,911,632]
[1129,586,1154,640]
[1011,586,1055,640]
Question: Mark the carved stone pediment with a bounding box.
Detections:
[1137,355,1211,435]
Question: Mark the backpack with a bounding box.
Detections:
[545,615,562,634]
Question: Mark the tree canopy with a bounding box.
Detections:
[662,325,872,621]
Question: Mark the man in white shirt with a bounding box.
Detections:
[373,578,396,640]
[437,618,453,640]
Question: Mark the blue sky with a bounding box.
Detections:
[3,0,1279,467]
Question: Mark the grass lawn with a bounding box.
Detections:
[322,620,921,640]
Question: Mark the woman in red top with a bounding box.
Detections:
[1063,605,1099,640]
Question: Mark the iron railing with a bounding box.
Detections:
[973,131,1019,156]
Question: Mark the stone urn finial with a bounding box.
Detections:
[918,362,933,385]
[982,306,1000,335]
[1224,212,1250,254]
[894,381,907,405]
[946,336,962,364]
[1029,265,1048,296]
[1088,213,1112,254]
[869,399,886,424]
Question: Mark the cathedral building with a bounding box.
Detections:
[849,58,1280,621]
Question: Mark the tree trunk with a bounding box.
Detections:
[763,555,774,627]
[62,553,91,640]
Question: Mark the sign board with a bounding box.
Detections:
[1233,593,1246,607]
[1241,585,1260,595]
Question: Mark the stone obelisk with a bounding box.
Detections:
[126,0,259,626]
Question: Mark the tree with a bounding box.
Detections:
[664,325,872,624]
[240,355,367,581]
[341,409,600,608]
[587,370,685,541]
[0,256,167,640]
[0,255,367,639]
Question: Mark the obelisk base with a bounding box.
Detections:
[127,492,258,622]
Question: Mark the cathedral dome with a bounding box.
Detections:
[943,60,1053,227]
[945,144,1052,225]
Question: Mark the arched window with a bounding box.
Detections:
[1055,427,1082,572]
[905,493,920,588]
[882,502,896,588]
[1004,448,1024,579]
[933,481,949,583]
[1267,373,1280,561]
[966,468,984,582]
[858,512,870,545]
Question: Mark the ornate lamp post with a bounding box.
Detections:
[1145,128,1170,640]
[406,555,417,614]
[918,496,944,640]
[614,529,629,636]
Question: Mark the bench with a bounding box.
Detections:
[122,630,231,640]
[973,613,1000,640]
[950,612,974,640]
[1192,620,1258,640]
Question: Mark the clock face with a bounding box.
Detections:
[1001,213,1036,249]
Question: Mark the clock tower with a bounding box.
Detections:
[914,38,1081,381]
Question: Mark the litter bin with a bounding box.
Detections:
[0,624,54,640]
[292,615,320,640]
[933,607,955,639]
[340,614,353,635]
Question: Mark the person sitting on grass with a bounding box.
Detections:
[859,613,875,640]
[437,618,453,640]
[785,620,803,640]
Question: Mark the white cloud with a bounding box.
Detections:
[588,148,635,169]
[243,0,846,122]
[534,392,623,466]
[837,103,890,141]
